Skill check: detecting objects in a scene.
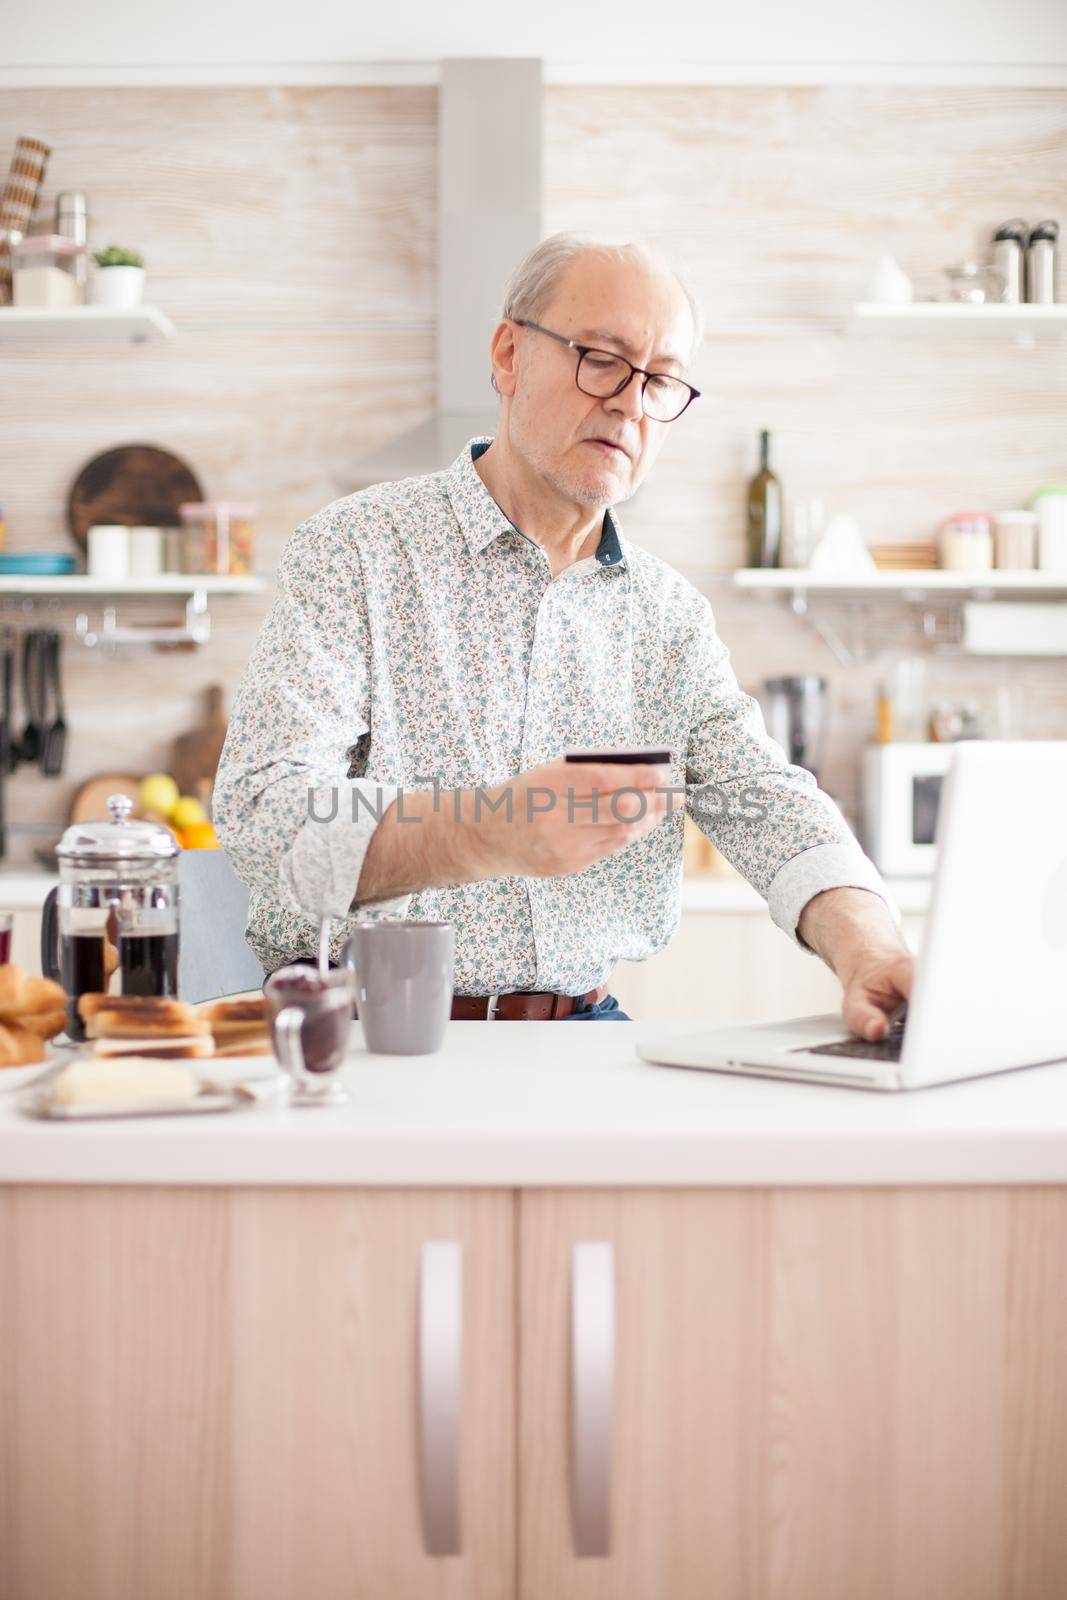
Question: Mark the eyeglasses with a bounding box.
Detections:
[512,318,700,423]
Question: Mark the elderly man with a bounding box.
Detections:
[214,231,913,1030]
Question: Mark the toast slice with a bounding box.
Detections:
[196,998,267,1027]
[91,1035,215,1060]
[87,1006,211,1039]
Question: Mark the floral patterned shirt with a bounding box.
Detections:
[213,436,900,989]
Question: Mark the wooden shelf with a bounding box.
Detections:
[849,302,1067,341]
[0,305,175,343]
[733,569,1067,598]
[0,575,267,596]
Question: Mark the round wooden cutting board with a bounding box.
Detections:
[68,772,142,824]
[66,445,205,551]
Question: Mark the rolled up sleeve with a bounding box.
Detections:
[682,597,901,951]
[213,513,411,923]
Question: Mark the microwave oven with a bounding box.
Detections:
[860,742,956,877]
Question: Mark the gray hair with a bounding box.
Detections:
[490,231,705,397]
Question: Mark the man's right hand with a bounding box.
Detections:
[475,757,676,879]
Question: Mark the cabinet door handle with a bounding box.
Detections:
[571,1241,615,1557]
[418,1240,463,1555]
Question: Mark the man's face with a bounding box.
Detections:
[500,251,696,509]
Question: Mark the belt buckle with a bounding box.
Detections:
[486,993,502,1021]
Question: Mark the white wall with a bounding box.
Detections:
[3,0,1066,80]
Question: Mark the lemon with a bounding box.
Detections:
[171,795,208,831]
[138,773,180,817]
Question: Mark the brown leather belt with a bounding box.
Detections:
[450,984,610,1021]
[351,983,610,1022]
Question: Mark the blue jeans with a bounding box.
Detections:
[559,992,632,1021]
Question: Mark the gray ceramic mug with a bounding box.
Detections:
[344,921,455,1054]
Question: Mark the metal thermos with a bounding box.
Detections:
[991,218,1028,303]
[1027,220,1059,304]
[54,190,89,296]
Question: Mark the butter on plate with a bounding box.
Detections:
[51,1057,199,1106]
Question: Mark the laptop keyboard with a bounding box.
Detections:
[796,1010,907,1064]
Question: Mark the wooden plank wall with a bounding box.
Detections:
[0,82,1064,860]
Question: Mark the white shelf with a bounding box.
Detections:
[0,575,267,595]
[849,302,1067,340]
[0,305,175,343]
[733,569,1067,597]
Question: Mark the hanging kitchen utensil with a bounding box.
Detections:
[15,628,46,767]
[0,626,14,777]
[66,444,204,554]
[41,629,67,777]
[0,626,14,856]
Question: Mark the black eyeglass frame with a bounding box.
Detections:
[511,317,701,422]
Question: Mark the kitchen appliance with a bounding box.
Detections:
[1026,220,1058,304]
[759,675,829,784]
[347,59,542,482]
[638,741,1067,1092]
[861,741,955,876]
[40,794,181,1041]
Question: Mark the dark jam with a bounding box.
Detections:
[266,970,349,1073]
[118,931,179,997]
[60,933,107,1042]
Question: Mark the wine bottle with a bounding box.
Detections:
[746,429,783,568]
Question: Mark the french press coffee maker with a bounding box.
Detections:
[41,794,181,1041]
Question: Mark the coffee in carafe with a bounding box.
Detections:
[57,911,110,1041]
[118,916,179,997]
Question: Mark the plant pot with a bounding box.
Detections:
[90,265,145,308]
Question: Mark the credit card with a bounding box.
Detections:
[564,749,671,765]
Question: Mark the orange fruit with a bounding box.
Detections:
[180,821,220,850]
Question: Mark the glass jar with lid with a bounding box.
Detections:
[40,794,181,1041]
[11,233,87,307]
[937,512,994,571]
[178,501,256,576]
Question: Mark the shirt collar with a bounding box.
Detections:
[444,436,628,571]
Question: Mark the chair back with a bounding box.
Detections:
[177,849,265,1002]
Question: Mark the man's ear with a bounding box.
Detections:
[488,319,519,399]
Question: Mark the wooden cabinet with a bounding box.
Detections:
[5,1181,1066,1600]
[0,1186,515,1600]
[612,910,926,1022]
[518,1187,1067,1600]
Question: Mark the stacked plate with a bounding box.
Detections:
[0,552,78,576]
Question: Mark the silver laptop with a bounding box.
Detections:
[638,741,1067,1092]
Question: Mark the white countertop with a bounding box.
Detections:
[1,1017,1063,1188]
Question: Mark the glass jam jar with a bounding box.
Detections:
[178,501,256,576]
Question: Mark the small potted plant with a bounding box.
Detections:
[90,244,146,308]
